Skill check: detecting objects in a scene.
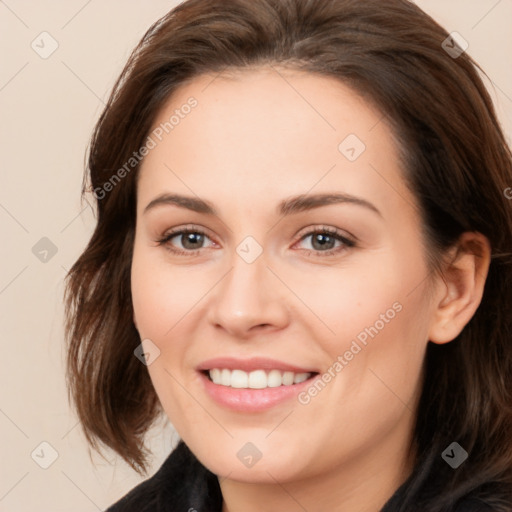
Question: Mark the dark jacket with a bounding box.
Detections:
[105,441,496,512]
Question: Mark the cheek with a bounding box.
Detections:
[131,246,206,339]
[130,248,203,427]
[289,245,431,414]
[279,248,426,353]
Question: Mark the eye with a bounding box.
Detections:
[156,224,356,257]
[156,225,215,256]
[294,226,356,257]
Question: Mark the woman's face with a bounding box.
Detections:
[131,67,439,483]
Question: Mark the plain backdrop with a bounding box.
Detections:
[1,1,511,510]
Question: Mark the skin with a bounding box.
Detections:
[130,65,490,512]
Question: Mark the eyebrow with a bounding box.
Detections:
[143,192,382,218]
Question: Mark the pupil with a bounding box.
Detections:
[183,233,203,249]
[313,233,334,250]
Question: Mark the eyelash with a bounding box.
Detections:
[155,225,356,258]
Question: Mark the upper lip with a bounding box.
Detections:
[196,357,318,374]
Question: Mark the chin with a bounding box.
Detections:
[186,436,312,483]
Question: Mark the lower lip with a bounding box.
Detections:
[198,371,317,412]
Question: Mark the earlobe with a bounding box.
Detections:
[428,232,491,345]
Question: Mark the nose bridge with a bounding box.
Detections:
[207,239,289,336]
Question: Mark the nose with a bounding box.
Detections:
[206,249,290,340]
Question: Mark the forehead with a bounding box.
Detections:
[137,66,413,218]
[146,65,387,153]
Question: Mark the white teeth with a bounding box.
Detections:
[293,372,310,384]
[267,369,282,388]
[282,371,294,386]
[207,368,313,389]
[231,369,248,388]
[210,368,221,384]
[221,368,230,386]
[248,369,267,389]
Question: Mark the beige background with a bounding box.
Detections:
[1,1,511,510]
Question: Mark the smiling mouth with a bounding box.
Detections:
[202,368,319,389]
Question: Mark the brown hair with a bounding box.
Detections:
[64,0,512,509]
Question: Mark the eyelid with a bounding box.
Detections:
[293,224,357,243]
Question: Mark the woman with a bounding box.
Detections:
[64,0,512,510]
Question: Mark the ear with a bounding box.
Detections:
[428,231,491,344]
